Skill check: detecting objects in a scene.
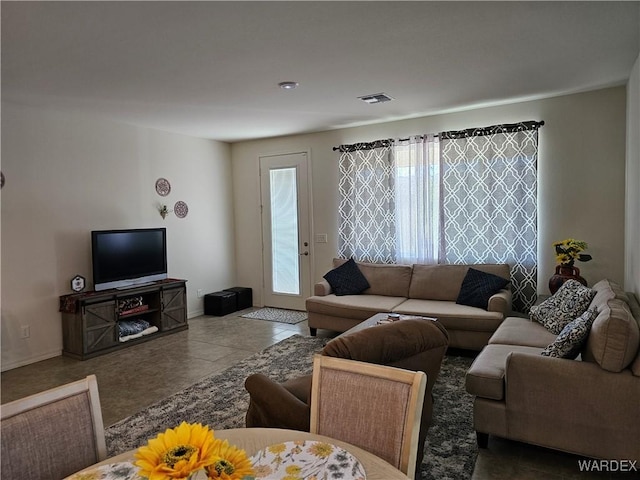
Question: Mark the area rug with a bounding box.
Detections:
[241,307,307,324]
[105,335,477,480]
[424,354,476,480]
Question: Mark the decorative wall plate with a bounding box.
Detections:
[70,274,86,293]
[174,200,188,218]
[155,178,171,196]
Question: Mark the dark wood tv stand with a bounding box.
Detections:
[59,279,187,360]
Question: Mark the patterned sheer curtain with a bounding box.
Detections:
[337,136,439,265]
[439,121,542,312]
[392,135,440,264]
[337,140,396,263]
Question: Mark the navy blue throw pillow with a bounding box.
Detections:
[323,259,370,296]
[456,267,510,310]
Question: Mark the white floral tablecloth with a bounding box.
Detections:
[251,440,366,480]
[67,462,138,480]
[68,441,366,480]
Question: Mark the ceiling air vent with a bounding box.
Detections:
[358,93,394,104]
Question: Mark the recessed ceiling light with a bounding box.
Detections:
[358,93,394,104]
[278,81,299,90]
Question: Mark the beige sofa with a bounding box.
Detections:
[465,279,640,461]
[306,259,512,350]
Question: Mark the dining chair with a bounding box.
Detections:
[1,374,107,479]
[309,355,427,479]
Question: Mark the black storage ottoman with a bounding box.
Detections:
[223,287,253,311]
[204,291,237,316]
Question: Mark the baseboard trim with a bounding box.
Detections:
[1,349,62,372]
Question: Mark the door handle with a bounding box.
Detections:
[299,251,309,256]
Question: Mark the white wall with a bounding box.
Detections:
[1,103,236,370]
[231,87,628,307]
[626,54,640,297]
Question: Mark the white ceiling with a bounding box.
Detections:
[2,1,639,143]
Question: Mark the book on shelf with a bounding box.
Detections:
[120,304,149,316]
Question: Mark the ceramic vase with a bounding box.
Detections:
[548,265,587,294]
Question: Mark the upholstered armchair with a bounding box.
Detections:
[244,319,449,472]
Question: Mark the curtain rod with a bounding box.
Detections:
[332,139,394,152]
[333,120,544,152]
[439,120,544,140]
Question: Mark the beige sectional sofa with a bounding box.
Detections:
[306,259,512,350]
[465,279,640,461]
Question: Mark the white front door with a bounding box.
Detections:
[260,152,312,311]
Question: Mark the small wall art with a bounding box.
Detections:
[174,201,189,218]
[158,204,171,219]
[155,178,171,197]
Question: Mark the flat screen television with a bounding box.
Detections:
[91,228,168,291]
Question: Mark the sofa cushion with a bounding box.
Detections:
[466,344,543,400]
[586,280,640,374]
[582,285,639,372]
[394,299,503,332]
[488,317,558,348]
[333,259,413,297]
[591,278,630,304]
[306,294,407,321]
[456,267,510,309]
[589,278,617,310]
[529,280,596,335]
[409,264,510,302]
[541,307,598,359]
[323,258,370,296]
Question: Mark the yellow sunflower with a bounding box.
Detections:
[307,442,334,458]
[267,443,286,455]
[205,438,255,480]
[553,239,592,266]
[285,465,302,476]
[135,422,217,480]
[252,464,273,477]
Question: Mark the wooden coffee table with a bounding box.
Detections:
[342,312,437,336]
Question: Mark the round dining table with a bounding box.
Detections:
[67,427,411,480]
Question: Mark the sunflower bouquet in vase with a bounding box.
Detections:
[549,238,592,294]
[135,422,255,480]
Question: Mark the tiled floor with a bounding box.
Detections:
[1,310,318,427]
[1,312,632,479]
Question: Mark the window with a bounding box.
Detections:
[336,121,542,312]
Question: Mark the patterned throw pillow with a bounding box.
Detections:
[323,258,370,296]
[541,307,598,359]
[456,267,510,309]
[530,279,596,334]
